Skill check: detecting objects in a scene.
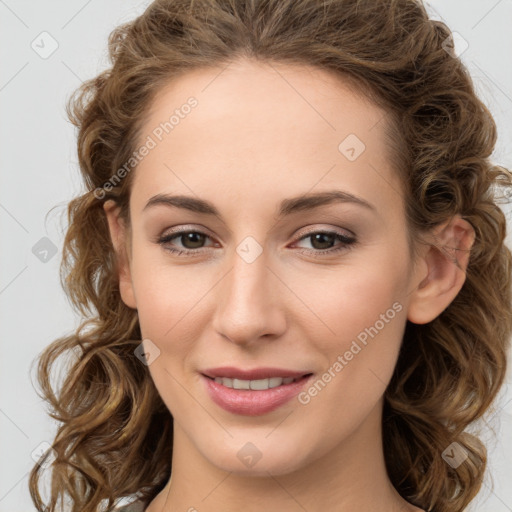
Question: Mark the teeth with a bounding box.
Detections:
[213,376,298,390]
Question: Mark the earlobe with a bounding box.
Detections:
[103,200,137,309]
[407,215,475,325]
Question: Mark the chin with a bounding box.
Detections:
[199,436,309,477]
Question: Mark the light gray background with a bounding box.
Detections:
[1,1,511,511]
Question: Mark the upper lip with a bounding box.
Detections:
[201,366,313,380]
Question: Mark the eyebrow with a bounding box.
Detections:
[142,190,376,219]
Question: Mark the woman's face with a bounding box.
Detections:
[107,58,426,476]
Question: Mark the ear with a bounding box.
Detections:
[103,199,137,309]
[407,215,475,325]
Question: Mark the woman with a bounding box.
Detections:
[29,0,512,511]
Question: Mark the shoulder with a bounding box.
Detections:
[113,498,147,512]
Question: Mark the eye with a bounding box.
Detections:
[291,229,356,256]
[156,226,357,258]
[157,228,217,256]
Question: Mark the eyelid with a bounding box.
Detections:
[156,223,357,259]
[158,224,355,244]
[157,225,220,250]
[160,224,217,239]
[293,224,356,240]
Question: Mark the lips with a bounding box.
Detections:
[201,372,314,415]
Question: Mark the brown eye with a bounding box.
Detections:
[309,232,337,250]
[157,229,215,256]
[176,232,207,249]
[293,230,356,256]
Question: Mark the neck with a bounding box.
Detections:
[147,398,422,512]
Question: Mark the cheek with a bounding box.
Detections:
[131,237,409,444]
[287,254,408,348]
[289,251,409,403]
[130,256,205,414]
[304,272,408,422]
[132,238,409,353]
[130,242,203,337]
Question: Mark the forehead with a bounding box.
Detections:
[131,58,403,220]
[139,59,387,150]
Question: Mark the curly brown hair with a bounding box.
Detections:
[29,1,512,511]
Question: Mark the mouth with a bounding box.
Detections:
[202,373,313,391]
[200,372,315,416]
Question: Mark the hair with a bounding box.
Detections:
[29,1,512,511]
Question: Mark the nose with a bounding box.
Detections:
[211,245,287,346]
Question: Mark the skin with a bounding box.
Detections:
[104,58,474,512]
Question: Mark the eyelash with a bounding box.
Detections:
[156,227,357,258]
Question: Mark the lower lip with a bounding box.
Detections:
[201,374,313,416]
